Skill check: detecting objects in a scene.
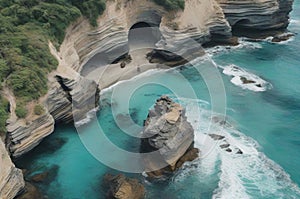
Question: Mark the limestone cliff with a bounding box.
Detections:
[56,0,234,79]
[46,74,100,123]
[216,0,294,30]
[6,111,55,158]
[0,139,24,199]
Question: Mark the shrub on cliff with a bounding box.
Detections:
[0,96,9,135]
[152,0,185,10]
[16,105,27,119]
[34,104,44,115]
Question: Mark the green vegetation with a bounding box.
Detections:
[34,104,44,115]
[0,0,106,121]
[15,105,27,118]
[0,96,9,135]
[69,0,106,27]
[152,0,185,10]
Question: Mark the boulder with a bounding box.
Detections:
[209,134,225,141]
[272,33,295,42]
[15,182,43,199]
[220,144,230,149]
[103,174,145,199]
[240,77,256,84]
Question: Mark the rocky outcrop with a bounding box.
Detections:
[103,174,145,199]
[140,96,199,177]
[6,111,54,158]
[15,182,43,199]
[0,139,24,199]
[47,74,100,123]
[216,0,294,31]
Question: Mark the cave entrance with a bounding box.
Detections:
[128,21,162,49]
[231,19,262,38]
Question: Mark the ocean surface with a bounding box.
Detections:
[16,1,300,198]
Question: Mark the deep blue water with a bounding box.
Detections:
[16,1,300,198]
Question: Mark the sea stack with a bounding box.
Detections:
[140,96,199,177]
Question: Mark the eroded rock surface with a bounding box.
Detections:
[103,174,145,199]
[6,111,54,158]
[217,0,294,32]
[140,96,199,177]
[0,139,24,199]
[47,74,99,123]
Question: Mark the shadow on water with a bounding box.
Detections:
[261,89,300,111]
[15,128,69,169]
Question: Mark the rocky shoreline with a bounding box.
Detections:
[0,0,294,198]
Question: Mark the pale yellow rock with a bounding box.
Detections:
[0,140,24,199]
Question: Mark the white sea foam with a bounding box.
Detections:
[74,107,99,127]
[222,64,272,92]
[175,99,300,199]
[290,19,300,30]
[205,39,262,56]
[262,32,296,45]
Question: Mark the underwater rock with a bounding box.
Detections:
[15,182,43,199]
[27,165,59,185]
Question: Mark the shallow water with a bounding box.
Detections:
[16,1,300,198]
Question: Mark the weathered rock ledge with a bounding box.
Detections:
[47,74,100,124]
[140,96,199,177]
[217,0,294,37]
[0,139,24,199]
[6,111,54,158]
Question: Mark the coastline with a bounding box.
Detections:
[1,0,297,198]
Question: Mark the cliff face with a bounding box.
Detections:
[0,139,24,199]
[6,111,55,158]
[216,0,294,30]
[56,0,234,78]
[47,75,99,123]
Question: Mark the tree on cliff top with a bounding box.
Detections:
[152,0,185,10]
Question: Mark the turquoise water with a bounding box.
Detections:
[16,1,300,198]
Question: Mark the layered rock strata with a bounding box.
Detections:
[58,0,235,78]
[0,139,24,199]
[6,111,54,158]
[47,75,100,123]
[217,0,294,30]
[140,96,199,177]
